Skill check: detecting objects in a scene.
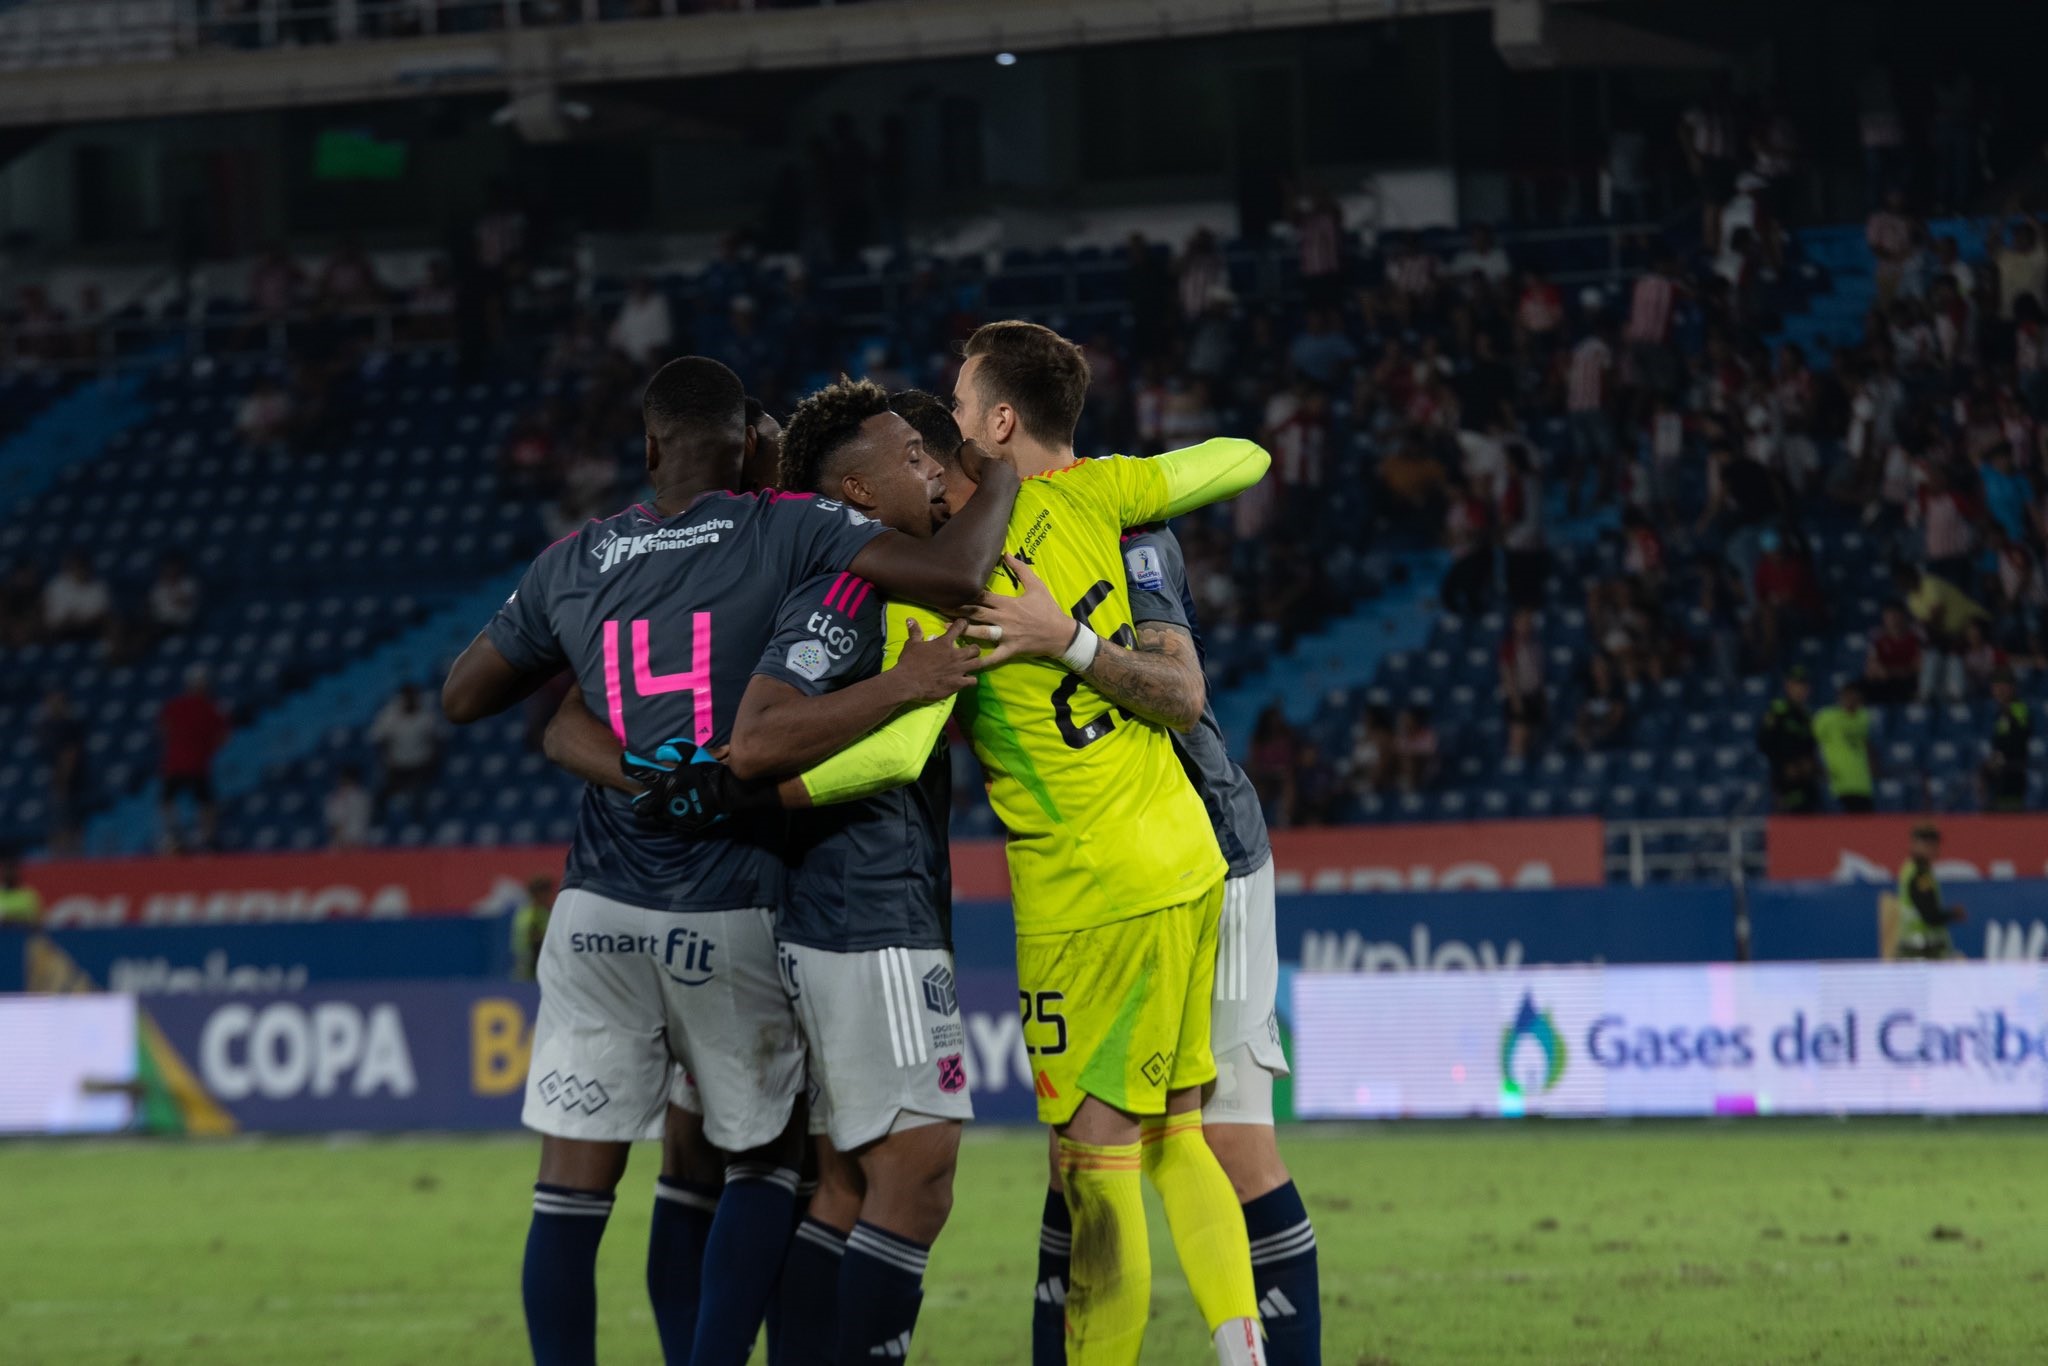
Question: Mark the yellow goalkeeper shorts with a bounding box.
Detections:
[1014,880,1223,1126]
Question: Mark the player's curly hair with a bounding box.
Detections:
[778,376,893,494]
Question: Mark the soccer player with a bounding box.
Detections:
[546,379,986,1365]
[713,326,1272,1364]
[942,324,1270,1365]
[967,534,1322,1364]
[440,356,1021,1366]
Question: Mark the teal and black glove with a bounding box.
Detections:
[620,739,773,836]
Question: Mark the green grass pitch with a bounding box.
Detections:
[4,1120,2044,1364]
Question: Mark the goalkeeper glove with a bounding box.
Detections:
[620,739,774,836]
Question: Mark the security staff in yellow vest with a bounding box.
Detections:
[510,874,554,981]
[0,855,41,926]
[1896,824,1967,959]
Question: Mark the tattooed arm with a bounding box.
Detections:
[963,554,1205,732]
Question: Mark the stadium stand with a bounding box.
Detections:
[1,169,2043,869]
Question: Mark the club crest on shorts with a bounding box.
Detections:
[786,639,830,681]
[935,1053,966,1094]
[1124,543,1164,592]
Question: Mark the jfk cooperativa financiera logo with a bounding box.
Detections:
[591,519,735,573]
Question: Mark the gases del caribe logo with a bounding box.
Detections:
[1500,992,1566,1113]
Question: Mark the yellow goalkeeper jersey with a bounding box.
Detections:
[796,440,1264,937]
[959,456,1228,933]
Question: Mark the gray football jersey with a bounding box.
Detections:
[486,492,888,913]
[753,573,951,953]
[1121,525,1273,878]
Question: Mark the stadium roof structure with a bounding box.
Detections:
[0,0,1626,129]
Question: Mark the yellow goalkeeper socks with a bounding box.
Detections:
[1057,1136,1151,1366]
[1142,1112,1266,1363]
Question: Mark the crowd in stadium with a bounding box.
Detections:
[2,64,2046,851]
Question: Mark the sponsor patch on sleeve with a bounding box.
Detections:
[1125,543,1165,592]
[786,639,830,681]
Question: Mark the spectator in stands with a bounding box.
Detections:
[405,258,456,343]
[1185,287,1239,383]
[1981,668,2032,812]
[248,244,303,324]
[1960,619,2008,698]
[1565,317,1616,512]
[1698,445,1781,601]
[608,275,674,366]
[1625,255,1685,397]
[1287,308,1357,389]
[235,378,295,450]
[1573,651,1630,753]
[1498,440,1549,610]
[1865,188,1915,309]
[1864,602,1925,705]
[1246,703,1299,825]
[1294,188,1347,309]
[41,552,111,641]
[1514,270,1565,354]
[1393,707,1440,793]
[1995,215,2047,322]
[317,236,386,314]
[1175,228,1228,324]
[1992,527,2048,658]
[1979,442,2036,546]
[1262,376,1330,514]
[1679,79,1739,249]
[1897,564,1987,702]
[1500,609,1547,760]
[1382,231,1437,324]
[369,682,445,821]
[1914,463,1977,584]
[1750,529,1821,671]
[1447,225,1512,292]
[159,665,228,853]
[1695,553,1744,689]
[0,561,41,647]
[1348,707,1396,797]
[1759,666,1820,813]
[1813,680,1875,814]
[1440,474,1493,617]
[324,764,374,848]
[34,687,84,853]
[145,553,201,639]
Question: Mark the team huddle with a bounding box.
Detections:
[442,321,1321,1365]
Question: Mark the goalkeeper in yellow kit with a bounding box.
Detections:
[793,322,1270,1364]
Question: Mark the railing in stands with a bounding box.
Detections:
[1606,818,1768,890]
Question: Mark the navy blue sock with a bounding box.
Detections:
[688,1161,799,1366]
[1244,1182,1322,1365]
[648,1177,718,1364]
[769,1216,846,1365]
[836,1221,929,1364]
[1030,1186,1069,1366]
[764,1181,820,1365]
[523,1183,614,1366]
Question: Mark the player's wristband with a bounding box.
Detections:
[1059,622,1100,673]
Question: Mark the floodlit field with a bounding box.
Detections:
[4,1120,2044,1364]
